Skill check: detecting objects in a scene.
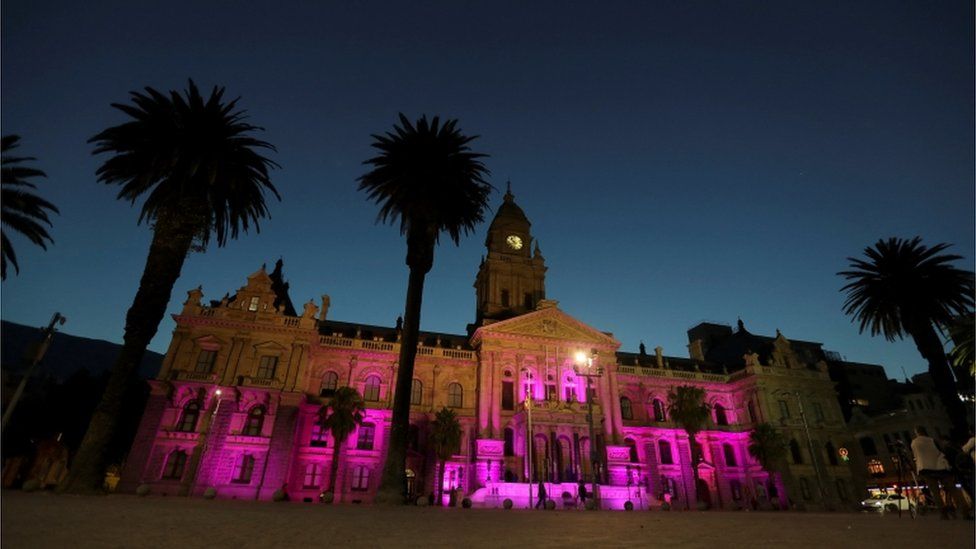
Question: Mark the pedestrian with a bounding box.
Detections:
[535,480,547,509]
[578,480,587,509]
[911,425,972,520]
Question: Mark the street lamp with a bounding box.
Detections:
[574,350,602,509]
[522,368,534,508]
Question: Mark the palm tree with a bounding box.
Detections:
[839,237,974,440]
[666,385,711,509]
[61,81,279,493]
[1,135,59,280]
[320,386,366,500]
[948,313,974,379]
[429,406,462,506]
[358,114,491,504]
[747,422,793,508]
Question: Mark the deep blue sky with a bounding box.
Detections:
[2,1,973,380]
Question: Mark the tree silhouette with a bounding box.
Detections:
[358,113,491,504]
[839,237,973,440]
[666,385,711,509]
[1,135,59,280]
[747,422,794,508]
[429,407,462,506]
[61,81,279,493]
[320,386,365,499]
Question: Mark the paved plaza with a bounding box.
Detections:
[2,491,973,548]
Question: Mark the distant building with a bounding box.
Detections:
[120,189,858,510]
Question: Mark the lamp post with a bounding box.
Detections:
[574,350,602,509]
[522,369,534,508]
[1,312,66,432]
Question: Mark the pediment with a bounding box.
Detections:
[471,307,619,348]
[252,340,288,353]
[194,334,226,350]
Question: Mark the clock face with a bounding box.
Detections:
[506,234,523,250]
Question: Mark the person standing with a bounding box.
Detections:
[578,480,587,509]
[911,426,972,519]
[535,480,547,509]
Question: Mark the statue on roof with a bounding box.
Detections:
[737,318,745,332]
[302,299,318,319]
[639,341,647,356]
[320,294,331,321]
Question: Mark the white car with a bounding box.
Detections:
[861,494,915,513]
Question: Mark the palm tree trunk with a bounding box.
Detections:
[438,458,446,506]
[688,434,701,509]
[61,219,195,493]
[376,229,434,504]
[908,320,969,441]
[329,438,343,496]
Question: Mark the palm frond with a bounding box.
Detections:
[1,135,58,279]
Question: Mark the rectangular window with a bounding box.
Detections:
[546,384,557,401]
[778,400,790,420]
[501,381,514,410]
[195,350,217,373]
[564,386,577,402]
[310,423,328,447]
[351,466,370,491]
[232,455,255,484]
[256,356,278,379]
[248,296,260,312]
[357,424,375,450]
[501,289,510,307]
[813,402,825,422]
[303,463,322,489]
[524,293,533,309]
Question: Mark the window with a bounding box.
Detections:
[411,379,423,405]
[177,401,200,432]
[652,399,666,422]
[321,371,339,397]
[546,384,557,401]
[501,289,510,307]
[813,402,825,422]
[232,454,255,484]
[658,440,673,465]
[504,428,514,456]
[778,400,790,420]
[303,463,322,489]
[357,423,375,450]
[859,436,878,456]
[248,296,260,311]
[195,350,217,373]
[351,466,370,491]
[799,477,812,500]
[243,406,265,436]
[448,382,463,408]
[825,441,838,466]
[867,459,885,476]
[723,444,737,466]
[714,403,728,426]
[162,450,187,480]
[502,381,514,410]
[524,293,533,309]
[747,401,757,423]
[626,439,639,463]
[364,375,381,402]
[620,397,633,420]
[564,385,577,403]
[310,422,328,447]
[789,439,803,464]
[256,356,278,379]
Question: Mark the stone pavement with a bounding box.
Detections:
[2,491,973,548]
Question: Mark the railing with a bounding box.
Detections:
[317,335,476,360]
[616,365,730,383]
[283,317,300,328]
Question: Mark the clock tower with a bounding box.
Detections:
[473,185,547,325]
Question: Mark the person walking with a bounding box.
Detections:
[535,480,547,509]
[578,480,587,509]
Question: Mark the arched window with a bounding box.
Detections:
[357,423,376,450]
[177,401,200,432]
[232,454,255,484]
[243,406,265,436]
[714,403,729,426]
[825,441,838,466]
[620,397,633,420]
[504,428,514,457]
[859,436,878,456]
[652,399,666,422]
[502,379,515,410]
[310,422,328,447]
[321,371,339,397]
[364,375,381,401]
[789,439,803,464]
[658,440,673,465]
[625,438,639,463]
[448,382,463,408]
[162,450,187,479]
[411,379,423,405]
[723,443,737,466]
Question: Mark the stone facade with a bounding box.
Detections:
[121,190,858,510]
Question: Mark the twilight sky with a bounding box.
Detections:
[2,1,973,380]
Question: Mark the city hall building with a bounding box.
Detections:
[119,189,860,510]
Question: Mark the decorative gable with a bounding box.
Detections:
[471,306,619,349]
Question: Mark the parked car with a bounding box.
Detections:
[861,494,914,513]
